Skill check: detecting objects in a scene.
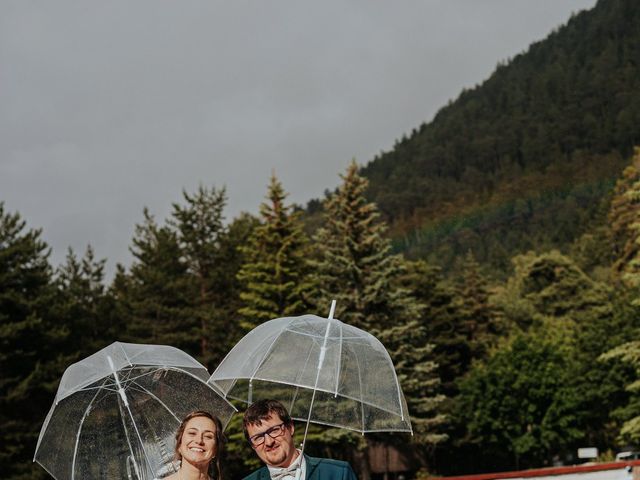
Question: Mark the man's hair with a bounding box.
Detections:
[242,399,293,440]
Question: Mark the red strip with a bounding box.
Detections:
[440,460,640,480]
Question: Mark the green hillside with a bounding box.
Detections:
[360,0,640,277]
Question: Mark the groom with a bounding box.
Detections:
[242,399,358,480]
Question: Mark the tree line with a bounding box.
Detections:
[4,152,640,479]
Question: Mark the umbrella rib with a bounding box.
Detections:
[209,333,248,395]
[126,367,237,428]
[72,384,118,397]
[287,330,363,341]
[119,366,209,389]
[117,342,134,367]
[108,358,155,480]
[129,382,181,423]
[289,416,412,434]
[282,329,340,340]
[71,379,108,479]
[34,462,59,480]
[232,320,294,402]
[381,347,406,422]
[352,343,366,433]
[170,368,235,409]
[248,331,286,384]
[224,374,403,417]
[287,341,316,414]
[334,321,343,397]
[56,375,117,403]
[118,366,165,386]
[33,404,54,461]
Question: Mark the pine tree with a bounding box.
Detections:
[237,174,311,330]
[53,246,118,360]
[601,339,640,443]
[312,163,445,476]
[456,251,500,363]
[312,161,420,333]
[609,147,640,287]
[211,212,260,361]
[116,209,197,354]
[400,260,462,397]
[170,185,232,368]
[380,313,447,447]
[0,203,60,479]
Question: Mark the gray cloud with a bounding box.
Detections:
[0,0,597,276]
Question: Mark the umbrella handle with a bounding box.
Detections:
[126,455,141,480]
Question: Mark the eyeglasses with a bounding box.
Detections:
[248,423,287,447]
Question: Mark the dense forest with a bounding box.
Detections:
[359,0,640,278]
[3,0,640,479]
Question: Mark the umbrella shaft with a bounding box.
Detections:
[302,309,335,451]
[108,355,130,407]
[317,347,326,370]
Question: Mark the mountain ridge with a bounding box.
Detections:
[355,0,640,276]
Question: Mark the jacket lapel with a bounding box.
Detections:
[260,466,271,480]
[304,455,320,480]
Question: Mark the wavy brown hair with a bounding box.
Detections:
[174,410,226,480]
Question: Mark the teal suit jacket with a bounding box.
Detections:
[243,455,357,480]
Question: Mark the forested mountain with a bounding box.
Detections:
[360,0,640,277]
[6,1,640,479]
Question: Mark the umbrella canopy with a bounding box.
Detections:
[34,341,236,480]
[208,313,412,435]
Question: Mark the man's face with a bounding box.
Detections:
[246,413,297,468]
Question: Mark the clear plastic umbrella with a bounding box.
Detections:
[208,303,412,450]
[34,341,236,480]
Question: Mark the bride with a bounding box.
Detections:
[161,410,225,480]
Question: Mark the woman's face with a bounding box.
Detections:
[178,416,218,467]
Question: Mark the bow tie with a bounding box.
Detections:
[270,464,300,480]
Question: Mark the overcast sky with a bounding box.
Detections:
[1,0,597,277]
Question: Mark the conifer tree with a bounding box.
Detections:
[54,246,118,360]
[312,161,421,333]
[601,339,640,443]
[609,147,640,287]
[457,251,500,363]
[401,260,462,397]
[170,185,232,367]
[379,311,447,447]
[237,174,311,330]
[116,209,197,354]
[212,212,260,357]
[114,187,245,369]
[0,203,59,479]
[312,163,445,475]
